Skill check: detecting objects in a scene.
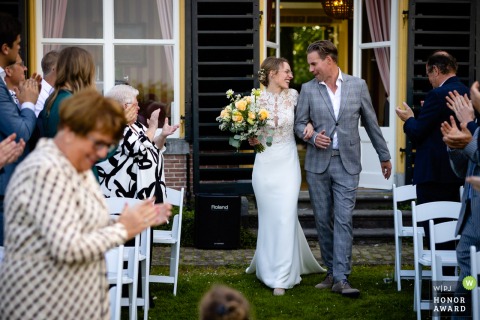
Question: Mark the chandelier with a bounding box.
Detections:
[321,0,354,20]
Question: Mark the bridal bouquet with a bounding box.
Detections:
[216,88,272,153]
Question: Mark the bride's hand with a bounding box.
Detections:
[248,137,259,146]
[303,122,314,140]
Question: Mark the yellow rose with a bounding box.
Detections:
[235,100,247,111]
[248,111,255,119]
[232,111,243,123]
[220,109,230,119]
[258,109,269,121]
[245,96,252,104]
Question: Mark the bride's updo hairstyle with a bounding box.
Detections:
[199,285,251,320]
[258,56,289,87]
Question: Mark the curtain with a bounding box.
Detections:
[365,0,390,96]
[43,0,68,52]
[156,0,174,84]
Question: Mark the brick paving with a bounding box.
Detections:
[151,240,413,267]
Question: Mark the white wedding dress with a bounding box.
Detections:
[246,89,325,289]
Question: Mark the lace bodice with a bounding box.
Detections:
[256,88,298,145]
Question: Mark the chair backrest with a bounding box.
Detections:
[392,184,416,231]
[470,246,480,320]
[412,201,461,258]
[429,220,460,247]
[0,246,4,264]
[166,187,184,240]
[412,201,461,224]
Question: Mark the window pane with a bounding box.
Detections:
[114,0,173,40]
[361,48,389,127]
[115,45,174,126]
[43,0,103,39]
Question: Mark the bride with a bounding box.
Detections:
[246,57,325,296]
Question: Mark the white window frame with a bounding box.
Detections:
[35,0,181,138]
[263,0,280,58]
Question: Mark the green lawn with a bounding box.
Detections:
[134,264,419,320]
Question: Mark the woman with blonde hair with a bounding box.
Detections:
[245,57,324,296]
[40,46,96,138]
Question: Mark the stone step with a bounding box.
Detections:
[242,188,400,241]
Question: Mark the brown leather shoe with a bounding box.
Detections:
[331,279,360,298]
[315,273,333,289]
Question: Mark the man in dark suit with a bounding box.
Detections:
[0,13,39,245]
[294,40,391,298]
[396,51,467,204]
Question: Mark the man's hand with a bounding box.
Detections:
[314,129,331,149]
[441,115,472,149]
[395,102,414,122]
[15,78,40,104]
[381,160,392,180]
[446,90,474,123]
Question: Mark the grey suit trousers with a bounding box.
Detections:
[306,155,359,283]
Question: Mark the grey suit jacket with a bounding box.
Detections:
[294,73,391,175]
[448,128,480,236]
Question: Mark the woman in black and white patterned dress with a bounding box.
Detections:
[95,84,179,203]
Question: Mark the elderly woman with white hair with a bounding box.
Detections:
[95,84,179,203]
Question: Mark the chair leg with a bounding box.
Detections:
[395,237,402,291]
[414,266,422,320]
[170,242,179,296]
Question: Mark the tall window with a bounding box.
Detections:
[36,0,180,137]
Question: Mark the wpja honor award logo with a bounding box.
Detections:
[431,277,477,316]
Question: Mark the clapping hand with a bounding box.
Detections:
[0,133,25,170]
[395,102,414,122]
[118,197,172,240]
[440,115,472,149]
[446,90,474,123]
[160,117,179,138]
[15,77,40,104]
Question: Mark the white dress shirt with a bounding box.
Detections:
[35,79,53,117]
[320,69,343,150]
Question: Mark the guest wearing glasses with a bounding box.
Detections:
[4,54,27,106]
[0,89,172,319]
[95,84,179,204]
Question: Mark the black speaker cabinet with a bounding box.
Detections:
[194,194,241,249]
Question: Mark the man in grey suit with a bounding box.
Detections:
[294,40,391,298]
[441,81,480,318]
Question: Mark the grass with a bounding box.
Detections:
[131,264,418,320]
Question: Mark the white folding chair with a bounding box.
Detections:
[392,184,419,291]
[471,245,480,320]
[106,244,125,320]
[149,187,184,296]
[412,201,461,320]
[106,197,145,320]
